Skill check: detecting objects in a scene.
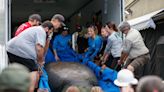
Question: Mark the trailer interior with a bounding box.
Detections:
[11,0,123,37]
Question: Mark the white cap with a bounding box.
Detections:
[114,69,138,87]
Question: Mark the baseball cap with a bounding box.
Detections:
[59,26,69,33]
[0,63,31,92]
[63,26,69,31]
[52,14,65,26]
[29,14,42,22]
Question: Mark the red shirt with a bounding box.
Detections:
[15,22,32,36]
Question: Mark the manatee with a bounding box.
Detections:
[45,62,98,92]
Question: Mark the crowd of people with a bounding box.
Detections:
[0,13,164,92]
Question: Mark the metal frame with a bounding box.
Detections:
[0,0,10,72]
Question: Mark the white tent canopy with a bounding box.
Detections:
[128,8,164,31]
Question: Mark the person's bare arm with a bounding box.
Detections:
[36,44,44,66]
[119,52,128,65]
[119,39,132,65]
[101,38,112,64]
[44,39,50,55]
[53,50,60,61]
[101,53,109,65]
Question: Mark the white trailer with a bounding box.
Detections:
[0,0,124,71]
[0,0,11,72]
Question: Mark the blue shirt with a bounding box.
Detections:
[53,34,79,62]
[85,36,102,59]
[53,34,72,52]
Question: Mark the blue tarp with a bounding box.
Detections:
[38,68,51,92]
[81,58,120,92]
[43,54,120,92]
[45,48,56,63]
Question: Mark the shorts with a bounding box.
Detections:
[7,52,38,72]
[124,53,150,71]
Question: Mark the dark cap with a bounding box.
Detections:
[52,14,65,26]
[59,26,69,32]
[29,14,42,22]
[63,26,69,31]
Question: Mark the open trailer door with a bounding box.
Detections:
[103,0,124,25]
[0,0,11,72]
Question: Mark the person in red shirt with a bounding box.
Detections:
[15,14,42,36]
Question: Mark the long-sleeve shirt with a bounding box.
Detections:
[53,34,71,52]
[85,36,102,59]
[53,34,79,62]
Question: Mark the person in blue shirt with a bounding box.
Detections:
[84,24,103,61]
[44,14,65,64]
[53,26,79,62]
